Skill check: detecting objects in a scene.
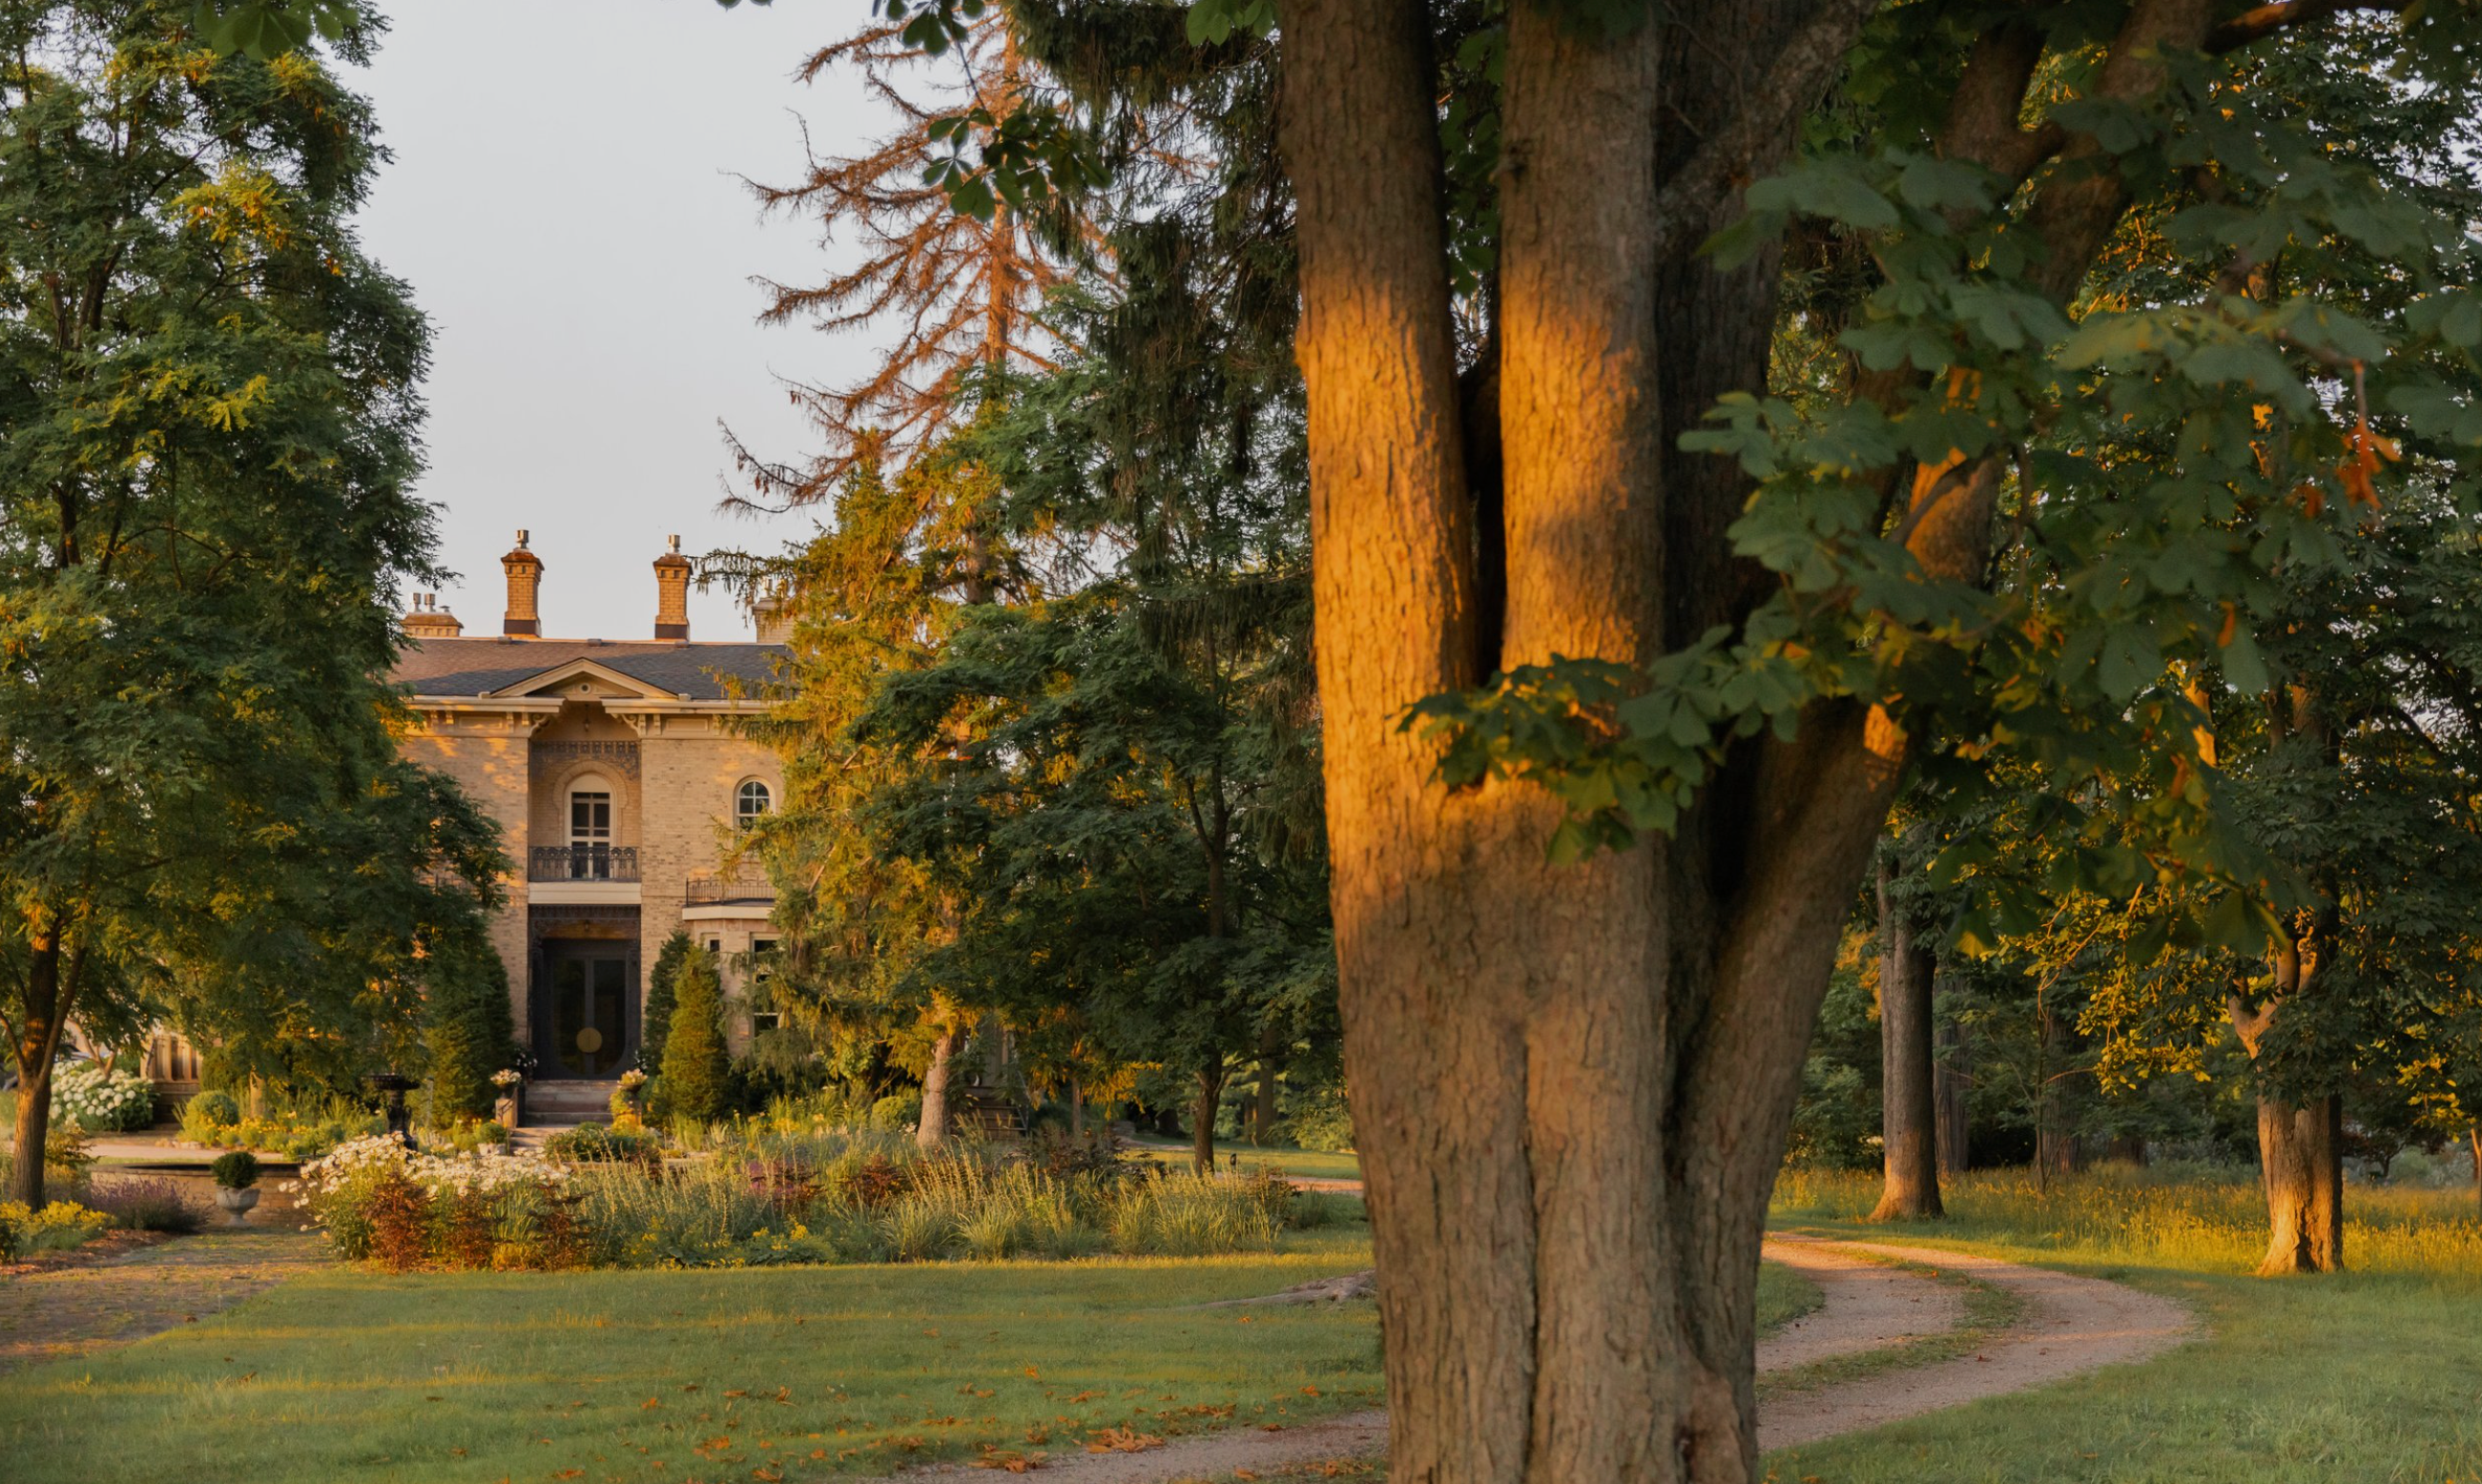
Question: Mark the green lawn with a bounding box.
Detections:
[0,1229,1383,1484]
[1760,1167,2482,1483]
[1129,1137,1364,1183]
[1756,1256,1824,1336]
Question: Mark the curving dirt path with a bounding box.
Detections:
[859,1236,2191,1482]
[1757,1238,2194,1452]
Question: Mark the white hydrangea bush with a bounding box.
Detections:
[49,1061,156,1133]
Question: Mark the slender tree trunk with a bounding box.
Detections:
[1192,1062,1226,1174]
[1250,1021,1284,1145]
[1933,982,1969,1178]
[2034,1005,2083,1183]
[9,937,69,1206]
[1871,856,1942,1221]
[1068,1076,1084,1140]
[9,1059,52,1206]
[2469,1124,2480,1217]
[2256,1093,2344,1275]
[916,1027,961,1148]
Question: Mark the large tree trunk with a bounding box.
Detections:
[1272,0,2230,1473]
[1933,982,1970,1178]
[2256,1093,2344,1275]
[916,1027,961,1148]
[1192,1062,1226,1173]
[1280,0,1892,1475]
[1871,857,1943,1221]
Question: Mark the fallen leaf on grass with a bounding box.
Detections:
[1085,1428,1164,1454]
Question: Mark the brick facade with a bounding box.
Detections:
[396,634,788,1074]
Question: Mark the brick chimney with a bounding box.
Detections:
[403,592,465,640]
[653,534,692,640]
[501,530,543,637]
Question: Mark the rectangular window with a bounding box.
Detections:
[751,1012,781,1034]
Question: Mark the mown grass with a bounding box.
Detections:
[1757,1256,1826,1335]
[1763,1166,2482,1483]
[0,1228,1384,1484]
[1128,1138,1364,1184]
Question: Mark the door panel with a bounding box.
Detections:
[544,947,631,1077]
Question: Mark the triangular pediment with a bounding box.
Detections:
[483,657,680,702]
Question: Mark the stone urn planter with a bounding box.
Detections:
[211,1149,261,1226]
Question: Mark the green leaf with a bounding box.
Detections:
[1746,162,1899,232]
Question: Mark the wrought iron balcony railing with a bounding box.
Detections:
[529,844,640,882]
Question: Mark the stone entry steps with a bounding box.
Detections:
[516,1080,616,1133]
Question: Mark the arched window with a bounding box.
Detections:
[735,779,773,829]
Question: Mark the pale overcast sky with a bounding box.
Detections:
[352,1,883,643]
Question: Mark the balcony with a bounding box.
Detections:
[529,844,640,882]
[685,864,775,905]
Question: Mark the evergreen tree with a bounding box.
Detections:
[424,940,515,1124]
[657,946,733,1124]
[0,1,503,1204]
[640,929,693,1070]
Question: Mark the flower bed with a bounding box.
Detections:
[290,1126,1351,1272]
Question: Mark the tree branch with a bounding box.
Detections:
[1649,0,1881,261]
[2203,0,2411,53]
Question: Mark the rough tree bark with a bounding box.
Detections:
[1272,0,2262,1474]
[1871,856,1943,1220]
[916,1026,962,1148]
[2254,1094,2344,1275]
[1933,981,1970,1178]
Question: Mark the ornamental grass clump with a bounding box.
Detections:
[1107,1170,1285,1257]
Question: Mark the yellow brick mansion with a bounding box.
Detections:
[391,532,789,1085]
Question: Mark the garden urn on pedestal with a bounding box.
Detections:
[367,1072,420,1150]
[211,1151,260,1226]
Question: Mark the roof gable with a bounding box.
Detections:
[491,657,680,701]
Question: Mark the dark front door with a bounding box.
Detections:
[542,946,631,1078]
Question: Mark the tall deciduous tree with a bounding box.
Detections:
[717,0,2482,1470]
[0,0,503,1204]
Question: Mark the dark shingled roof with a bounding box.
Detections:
[393,638,787,701]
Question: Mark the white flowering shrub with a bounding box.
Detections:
[49,1062,156,1134]
[289,1135,572,1265]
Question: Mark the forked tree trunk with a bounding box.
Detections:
[1933,986,1970,1178]
[2256,1093,2344,1275]
[1272,0,2225,1474]
[1192,1063,1226,1173]
[1871,858,1943,1220]
[916,1027,961,1148]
